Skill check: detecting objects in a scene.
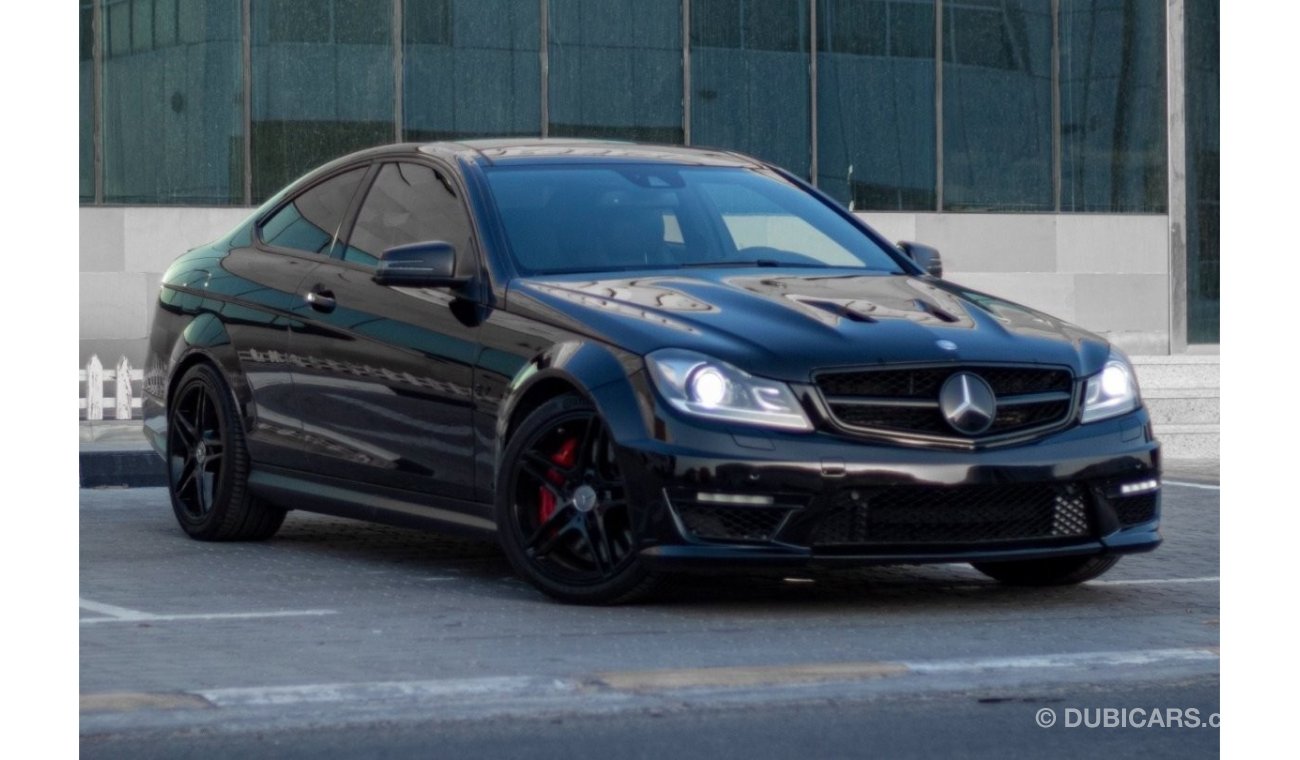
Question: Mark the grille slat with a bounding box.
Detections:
[831,405,948,434]
[816,365,1075,442]
[812,484,1092,546]
[992,400,1071,430]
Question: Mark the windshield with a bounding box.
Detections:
[482,164,907,275]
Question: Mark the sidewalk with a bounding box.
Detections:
[77,421,1219,489]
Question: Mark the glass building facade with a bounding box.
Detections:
[1184,0,1218,344]
[99,3,245,204]
[78,0,1218,342]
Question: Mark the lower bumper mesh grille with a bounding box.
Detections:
[1112,493,1158,525]
[812,483,1092,546]
[675,503,793,543]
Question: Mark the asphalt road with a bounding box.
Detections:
[80,479,1219,758]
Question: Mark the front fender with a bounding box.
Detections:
[496,340,652,446]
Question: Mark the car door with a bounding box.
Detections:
[221,163,371,471]
[286,160,481,501]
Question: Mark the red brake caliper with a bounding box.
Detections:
[538,437,579,523]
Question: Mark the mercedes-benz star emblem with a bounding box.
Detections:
[573,485,598,513]
[939,372,996,435]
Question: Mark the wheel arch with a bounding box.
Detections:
[503,375,589,445]
[164,314,253,433]
[495,341,655,482]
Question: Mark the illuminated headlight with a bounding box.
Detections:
[689,367,730,407]
[1080,349,1141,424]
[645,349,813,432]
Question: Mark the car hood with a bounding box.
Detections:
[506,268,1111,382]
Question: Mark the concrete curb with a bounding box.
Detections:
[79,646,1220,735]
[81,450,166,489]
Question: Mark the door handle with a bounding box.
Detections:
[305,286,336,313]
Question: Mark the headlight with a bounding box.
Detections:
[1080,349,1140,424]
[645,349,813,432]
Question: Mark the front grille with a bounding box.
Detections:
[675,503,793,543]
[833,405,949,435]
[811,483,1092,546]
[816,365,1075,443]
[993,400,1072,429]
[1112,493,1158,525]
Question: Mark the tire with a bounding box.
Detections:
[495,394,659,604]
[970,555,1120,586]
[166,362,286,541]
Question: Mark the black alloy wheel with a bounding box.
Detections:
[497,394,658,604]
[166,363,285,541]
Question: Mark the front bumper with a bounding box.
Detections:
[614,405,1161,571]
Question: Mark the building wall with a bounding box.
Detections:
[77,206,1170,368]
[866,212,1170,354]
[80,206,251,367]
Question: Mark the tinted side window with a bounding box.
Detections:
[345,162,473,270]
[260,167,368,254]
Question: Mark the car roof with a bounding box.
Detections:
[276,139,768,210]
[417,138,764,168]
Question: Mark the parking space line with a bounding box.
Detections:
[80,597,337,625]
[81,692,214,714]
[81,610,338,625]
[1088,576,1218,586]
[1163,480,1220,490]
[79,598,151,621]
[201,676,550,707]
[900,646,1218,674]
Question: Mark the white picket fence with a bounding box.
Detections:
[80,355,143,421]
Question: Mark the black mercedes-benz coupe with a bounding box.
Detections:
[143,139,1161,603]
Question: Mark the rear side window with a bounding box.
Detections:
[259,167,367,255]
[344,162,473,270]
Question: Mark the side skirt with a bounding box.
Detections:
[248,467,497,540]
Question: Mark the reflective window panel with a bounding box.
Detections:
[80,1,94,202]
[101,1,244,204]
[1185,0,1218,343]
[347,163,473,267]
[252,0,394,202]
[1059,0,1166,212]
[817,0,936,210]
[548,0,683,144]
[260,167,368,256]
[942,0,1052,211]
[403,0,540,141]
[691,0,810,177]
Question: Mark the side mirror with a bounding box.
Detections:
[373,241,468,288]
[898,241,943,278]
